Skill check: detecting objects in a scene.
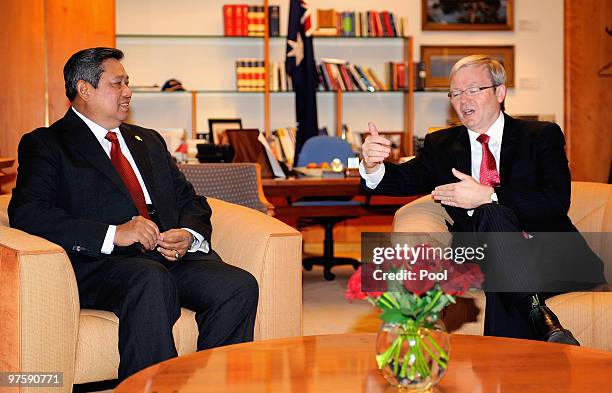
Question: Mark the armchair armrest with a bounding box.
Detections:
[208,198,302,339]
[393,195,453,247]
[0,226,80,393]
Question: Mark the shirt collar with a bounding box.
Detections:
[467,111,504,146]
[71,106,121,143]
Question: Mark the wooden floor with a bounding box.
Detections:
[302,242,381,336]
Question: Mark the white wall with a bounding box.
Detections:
[116,0,563,136]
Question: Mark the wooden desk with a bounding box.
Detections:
[115,334,612,393]
[262,177,418,221]
[262,177,362,198]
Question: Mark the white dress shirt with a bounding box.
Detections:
[359,112,505,214]
[71,107,208,254]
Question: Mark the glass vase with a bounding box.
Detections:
[375,319,450,391]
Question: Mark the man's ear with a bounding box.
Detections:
[76,80,91,101]
[495,84,507,104]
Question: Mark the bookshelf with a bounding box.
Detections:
[117,1,415,155]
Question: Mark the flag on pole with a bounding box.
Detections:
[286,0,319,164]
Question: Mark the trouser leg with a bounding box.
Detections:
[82,257,180,381]
[168,251,259,350]
[468,204,535,338]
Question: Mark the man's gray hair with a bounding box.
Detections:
[449,54,507,86]
[63,47,124,102]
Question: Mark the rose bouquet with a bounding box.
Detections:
[346,245,484,390]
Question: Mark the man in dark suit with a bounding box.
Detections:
[360,55,605,344]
[8,47,259,381]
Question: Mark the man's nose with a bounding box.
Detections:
[123,84,132,97]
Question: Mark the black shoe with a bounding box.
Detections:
[527,295,580,346]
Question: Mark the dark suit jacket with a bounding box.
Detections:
[8,109,212,283]
[364,113,577,233]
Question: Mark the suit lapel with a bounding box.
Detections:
[59,109,133,202]
[120,124,158,206]
[500,113,520,184]
[452,126,472,177]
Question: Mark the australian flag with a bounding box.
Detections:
[286,0,319,163]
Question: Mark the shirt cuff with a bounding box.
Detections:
[183,228,210,253]
[359,160,385,189]
[101,225,116,254]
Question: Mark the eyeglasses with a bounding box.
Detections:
[448,85,499,100]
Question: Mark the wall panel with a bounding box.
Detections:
[0,0,115,193]
[46,0,116,123]
[0,0,46,193]
[565,0,612,182]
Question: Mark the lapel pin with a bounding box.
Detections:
[135,135,143,141]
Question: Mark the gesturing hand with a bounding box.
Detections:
[114,216,160,250]
[361,122,391,173]
[432,168,494,209]
[156,229,194,262]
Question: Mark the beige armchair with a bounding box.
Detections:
[0,195,302,392]
[393,181,612,351]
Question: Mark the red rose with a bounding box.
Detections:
[345,267,368,301]
[403,260,438,296]
[440,263,484,296]
[345,266,385,302]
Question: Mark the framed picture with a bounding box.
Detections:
[208,118,242,145]
[420,45,515,88]
[422,0,513,31]
[361,131,406,163]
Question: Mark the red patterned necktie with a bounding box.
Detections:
[105,131,150,219]
[476,134,500,187]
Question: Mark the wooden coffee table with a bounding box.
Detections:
[115,334,612,392]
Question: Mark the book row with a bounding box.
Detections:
[223,4,280,37]
[315,9,408,37]
[236,59,426,92]
[318,60,426,92]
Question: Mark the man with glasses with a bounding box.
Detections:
[360,55,605,344]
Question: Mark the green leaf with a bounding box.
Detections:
[380,309,408,324]
[399,307,419,318]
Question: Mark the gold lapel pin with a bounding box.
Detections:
[135,135,143,141]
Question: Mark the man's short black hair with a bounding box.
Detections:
[63,47,124,101]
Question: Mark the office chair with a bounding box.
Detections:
[295,136,361,280]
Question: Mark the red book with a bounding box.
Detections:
[236,5,248,36]
[324,63,339,91]
[374,12,383,37]
[339,64,354,91]
[397,63,407,90]
[382,11,393,37]
[223,5,235,36]
[371,11,378,36]
[234,5,242,36]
